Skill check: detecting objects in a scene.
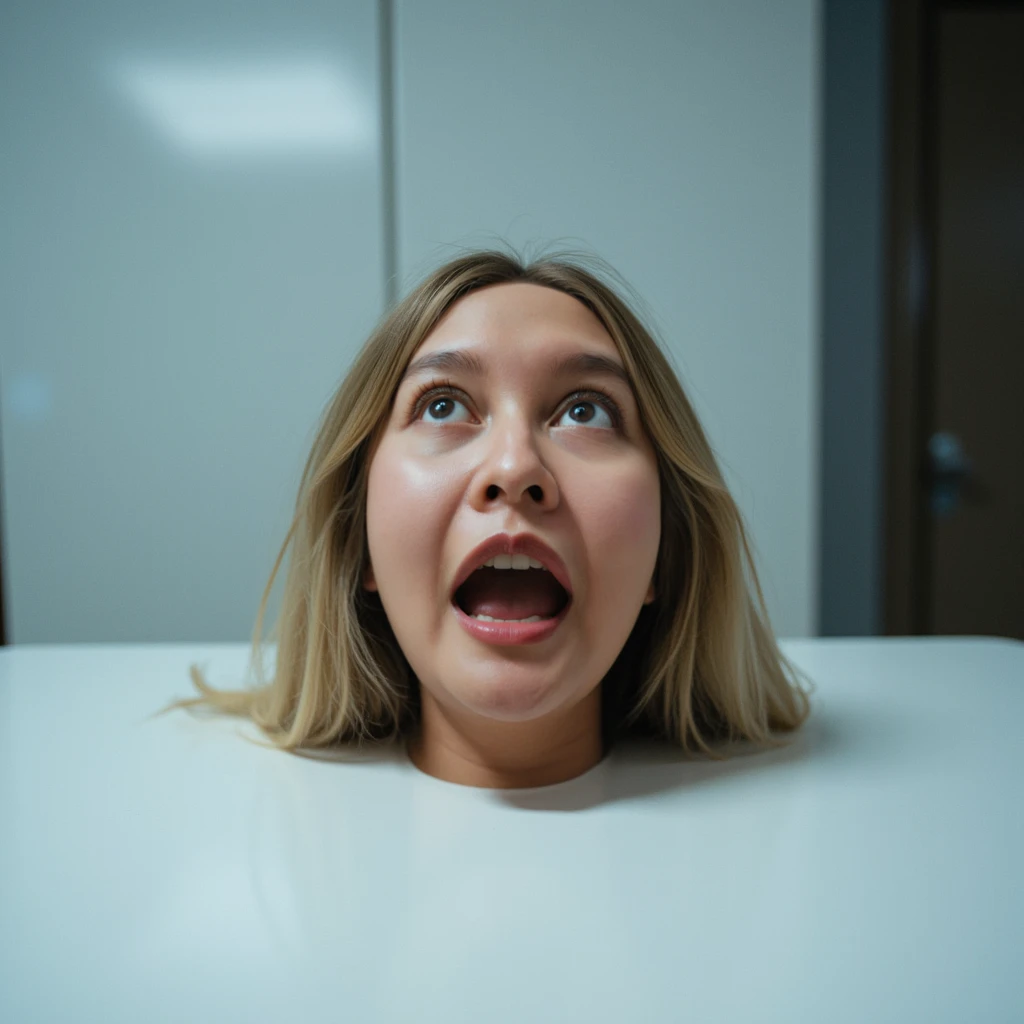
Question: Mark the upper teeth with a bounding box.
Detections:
[481,554,547,570]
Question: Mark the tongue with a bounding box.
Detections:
[456,568,566,619]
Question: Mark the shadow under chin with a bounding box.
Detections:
[491,720,825,812]
[277,705,832,813]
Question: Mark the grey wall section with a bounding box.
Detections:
[0,0,385,642]
[0,1,835,643]
[393,0,822,638]
[820,0,888,636]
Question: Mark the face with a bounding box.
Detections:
[364,282,661,725]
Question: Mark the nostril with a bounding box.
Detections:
[483,483,544,502]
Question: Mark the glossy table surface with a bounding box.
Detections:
[1,637,1022,1023]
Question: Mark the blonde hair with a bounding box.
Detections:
[169,248,815,761]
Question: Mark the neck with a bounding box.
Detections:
[407,685,604,789]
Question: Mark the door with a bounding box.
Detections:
[886,0,1024,640]
[929,5,1024,637]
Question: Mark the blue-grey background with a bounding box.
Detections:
[0,0,886,643]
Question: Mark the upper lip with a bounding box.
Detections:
[450,532,574,602]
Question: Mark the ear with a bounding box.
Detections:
[363,563,377,592]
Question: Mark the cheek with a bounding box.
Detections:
[606,471,660,538]
[365,445,460,595]
[572,460,661,591]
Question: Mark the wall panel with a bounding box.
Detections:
[394,0,821,636]
[0,0,385,642]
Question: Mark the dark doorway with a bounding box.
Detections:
[885,0,1024,639]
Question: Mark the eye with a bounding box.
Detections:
[412,383,473,424]
[555,391,619,430]
[409,380,622,430]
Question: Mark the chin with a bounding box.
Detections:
[453,674,569,721]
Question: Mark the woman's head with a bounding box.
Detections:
[180,248,814,773]
[364,279,661,759]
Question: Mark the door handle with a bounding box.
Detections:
[927,431,975,517]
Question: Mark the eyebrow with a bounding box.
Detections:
[400,348,632,389]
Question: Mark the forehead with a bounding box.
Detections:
[414,282,619,363]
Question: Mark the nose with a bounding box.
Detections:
[470,413,559,512]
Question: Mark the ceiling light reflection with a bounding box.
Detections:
[112,57,374,158]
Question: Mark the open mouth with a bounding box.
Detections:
[452,561,572,624]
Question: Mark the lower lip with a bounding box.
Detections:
[452,600,571,646]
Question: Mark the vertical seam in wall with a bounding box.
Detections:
[0,379,7,643]
[378,0,398,308]
[813,0,826,638]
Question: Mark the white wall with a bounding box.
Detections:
[1,0,821,643]
[394,0,821,637]
[0,0,385,643]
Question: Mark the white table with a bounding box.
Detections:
[1,638,1021,1023]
